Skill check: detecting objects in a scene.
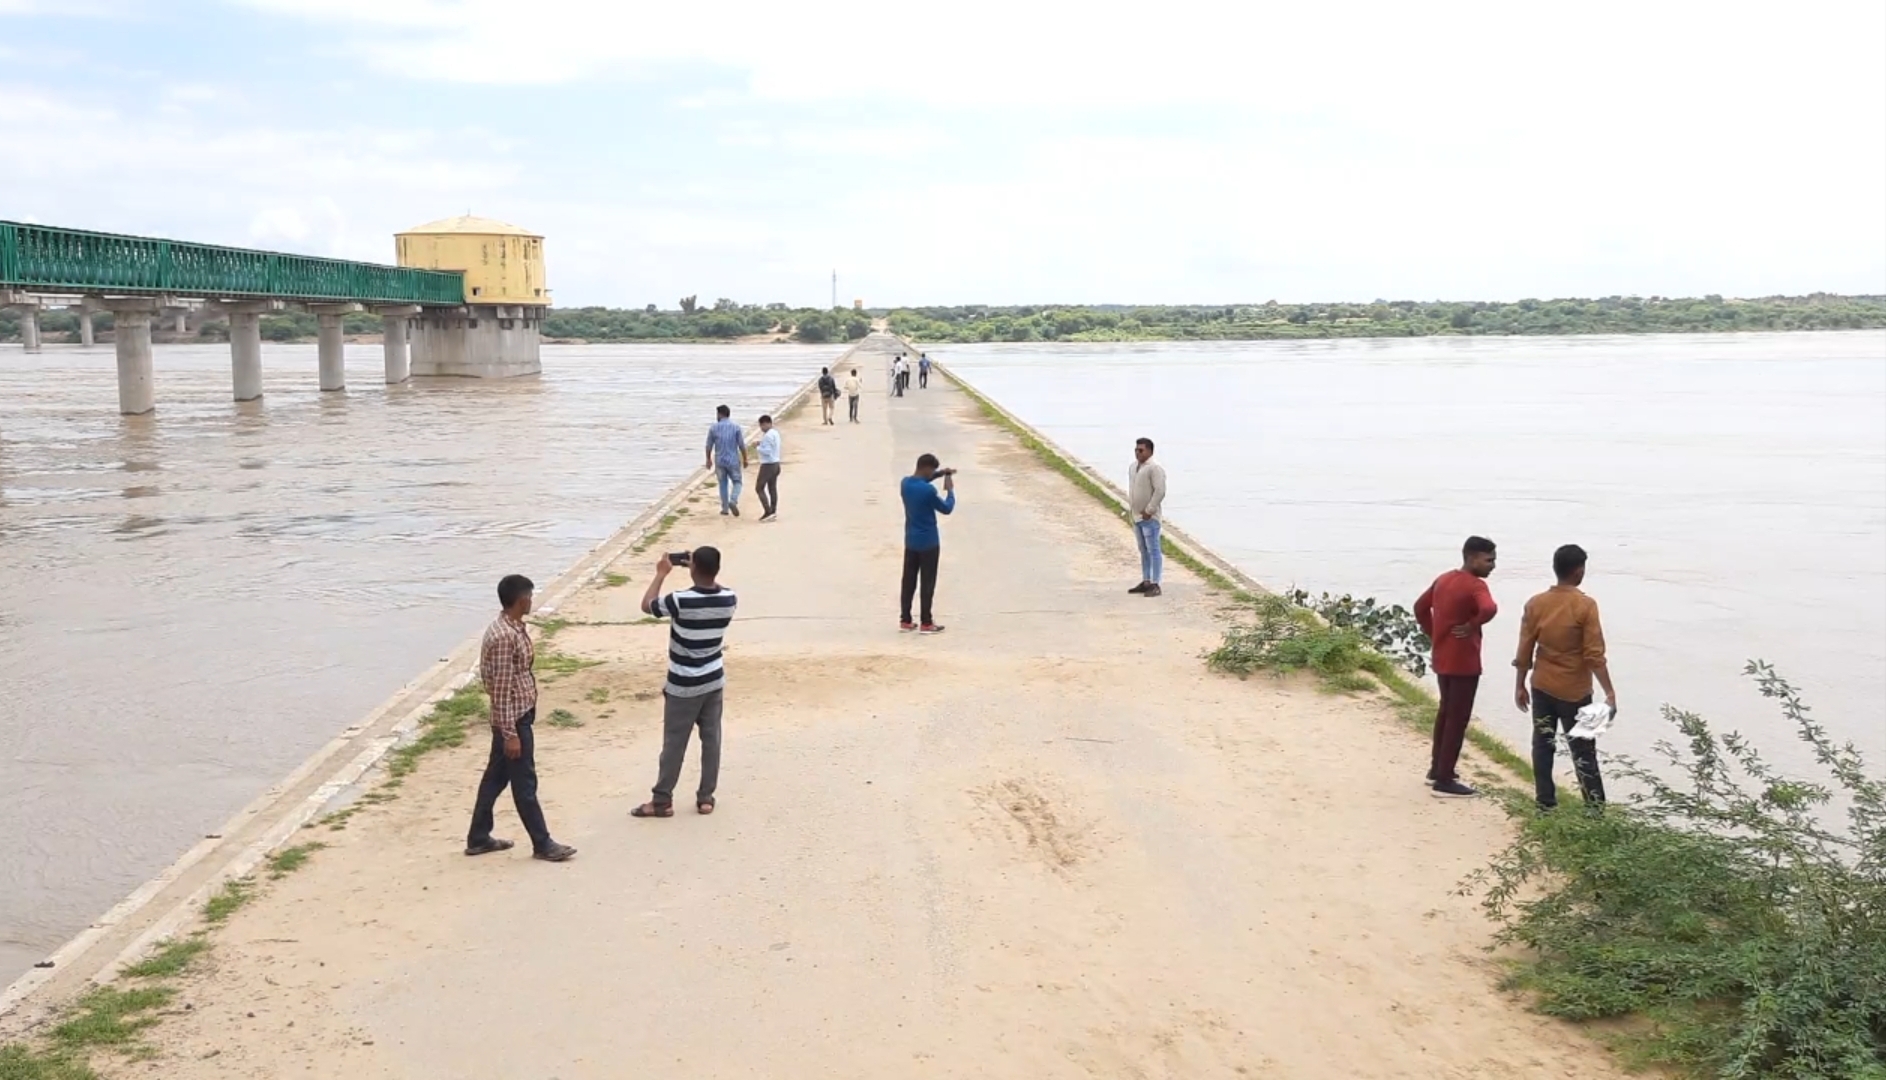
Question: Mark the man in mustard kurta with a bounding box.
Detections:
[1513,544,1619,810]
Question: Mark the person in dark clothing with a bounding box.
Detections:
[466,573,576,862]
[899,453,955,634]
[918,353,931,389]
[817,367,839,425]
[1414,536,1499,799]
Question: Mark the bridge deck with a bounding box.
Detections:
[0,221,464,307]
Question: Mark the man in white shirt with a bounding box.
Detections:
[755,414,782,522]
[841,368,863,423]
[1127,436,1168,597]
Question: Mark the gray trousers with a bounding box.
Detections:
[653,688,723,805]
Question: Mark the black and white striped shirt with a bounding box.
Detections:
[646,586,737,697]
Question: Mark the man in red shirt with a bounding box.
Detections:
[1414,536,1499,798]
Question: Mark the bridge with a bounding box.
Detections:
[2,220,537,414]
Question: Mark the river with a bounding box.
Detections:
[0,341,838,983]
[939,331,1886,786]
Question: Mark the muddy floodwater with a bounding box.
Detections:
[939,331,1886,783]
[0,341,838,983]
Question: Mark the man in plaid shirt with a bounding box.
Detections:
[465,574,576,862]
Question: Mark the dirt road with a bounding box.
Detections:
[120,333,1620,1078]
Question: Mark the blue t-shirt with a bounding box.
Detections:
[706,419,744,468]
[901,475,955,550]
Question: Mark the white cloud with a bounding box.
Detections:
[0,83,521,265]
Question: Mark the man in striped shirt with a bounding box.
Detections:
[632,546,738,818]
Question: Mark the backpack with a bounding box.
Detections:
[818,374,837,397]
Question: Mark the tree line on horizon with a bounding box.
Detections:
[886,293,1886,343]
[6,293,1880,346]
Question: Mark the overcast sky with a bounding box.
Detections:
[3,0,1883,307]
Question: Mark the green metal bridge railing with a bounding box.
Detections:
[0,221,466,306]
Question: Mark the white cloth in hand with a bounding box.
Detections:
[1567,702,1614,741]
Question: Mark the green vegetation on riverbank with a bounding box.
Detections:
[889,293,1886,343]
[1471,664,1886,1079]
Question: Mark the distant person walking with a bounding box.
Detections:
[899,454,956,634]
[632,547,738,818]
[1126,437,1168,597]
[705,405,748,517]
[893,355,908,397]
[755,414,782,522]
[1515,544,1616,811]
[842,368,863,423]
[817,367,839,425]
[1414,536,1499,798]
[465,574,576,862]
[918,353,932,389]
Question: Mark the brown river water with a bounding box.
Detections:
[940,330,1886,791]
[0,341,840,983]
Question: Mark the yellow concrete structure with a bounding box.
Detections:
[395,215,548,307]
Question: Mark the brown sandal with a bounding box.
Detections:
[631,802,674,818]
[696,800,715,815]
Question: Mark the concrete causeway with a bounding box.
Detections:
[4,333,1628,1078]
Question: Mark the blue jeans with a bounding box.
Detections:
[1134,517,1163,583]
[715,463,743,511]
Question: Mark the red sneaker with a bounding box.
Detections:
[899,620,917,632]
[919,623,946,635]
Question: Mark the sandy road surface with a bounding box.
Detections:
[104,335,1620,1078]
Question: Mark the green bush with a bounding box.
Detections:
[1470,663,1886,1078]
[1285,588,1432,677]
[1207,593,1372,687]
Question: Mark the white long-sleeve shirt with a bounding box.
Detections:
[1128,460,1167,519]
[757,429,782,464]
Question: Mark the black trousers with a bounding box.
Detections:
[1532,688,1606,808]
[848,395,860,421]
[756,463,781,516]
[468,709,552,853]
[900,545,941,624]
[918,369,929,388]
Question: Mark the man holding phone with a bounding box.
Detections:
[632,546,738,818]
[899,454,955,634]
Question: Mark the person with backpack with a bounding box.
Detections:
[816,367,838,425]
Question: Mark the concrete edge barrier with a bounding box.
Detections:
[0,339,867,1026]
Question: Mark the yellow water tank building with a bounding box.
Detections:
[395,215,548,306]
[395,214,547,378]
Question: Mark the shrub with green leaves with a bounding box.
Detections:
[1207,593,1371,683]
[1471,663,1886,1079]
[1284,588,1431,678]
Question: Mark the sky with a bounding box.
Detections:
[2,0,1883,308]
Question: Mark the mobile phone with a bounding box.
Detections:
[668,551,691,567]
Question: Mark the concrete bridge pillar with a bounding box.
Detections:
[375,305,421,384]
[222,303,271,401]
[19,305,42,353]
[108,301,159,415]
[76,307,95,347]
[309,303,359,392]
[171,310,188,336]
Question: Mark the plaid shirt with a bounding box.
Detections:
[479,615,536,739]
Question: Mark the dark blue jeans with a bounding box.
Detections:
[1532,688,1606,809]
[468,709,553,852]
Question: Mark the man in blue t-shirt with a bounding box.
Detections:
[899,453,956,634]
[704,405,748,516]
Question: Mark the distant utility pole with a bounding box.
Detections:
[831,269,837,310]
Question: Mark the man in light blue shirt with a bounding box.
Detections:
[705,405,748,516]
